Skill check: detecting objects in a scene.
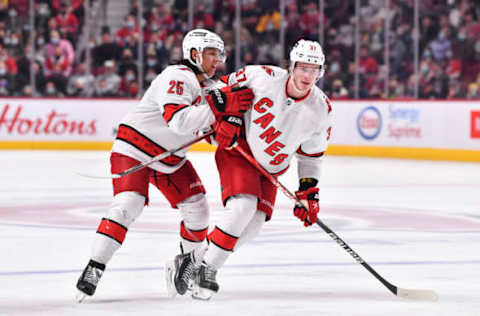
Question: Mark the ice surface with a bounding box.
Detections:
[0,151,479,316]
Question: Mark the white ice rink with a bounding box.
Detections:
[1,150,479,316]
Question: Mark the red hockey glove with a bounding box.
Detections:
[293,187,319,227]
[214,115,243,149]
[206,86,254,117]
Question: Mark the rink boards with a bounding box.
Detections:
[0,98,479,162]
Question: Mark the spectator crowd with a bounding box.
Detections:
[0,0,479,99]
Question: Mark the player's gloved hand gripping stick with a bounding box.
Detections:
[293,186,319,227]
[233,144,438,301]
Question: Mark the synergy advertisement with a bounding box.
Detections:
[330,100,480,151]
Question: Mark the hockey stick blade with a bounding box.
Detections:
[234,145,438,301]
[396,288,439,301]
[76,131,214,180]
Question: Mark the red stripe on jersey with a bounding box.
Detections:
[163,103,188,123]
[116,124,183,166]
[179,67,193,72]
[97,218,128,244]
[192,96,201,105]
[296,146,325,158]
[208,226,238,252]
[219,75,229,84]
[325,97,332,113]
[180,221,208,243]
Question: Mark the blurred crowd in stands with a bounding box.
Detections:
[0,0,479,99]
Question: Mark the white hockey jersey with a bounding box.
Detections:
[225,65,333,179]
[111,64,216,174]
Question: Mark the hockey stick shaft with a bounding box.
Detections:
[111,130,215,179]
[234,145,437,300]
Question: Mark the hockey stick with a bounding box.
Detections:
[234,145,438,301]
[77,131,215,179]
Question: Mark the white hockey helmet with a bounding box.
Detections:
[182,29,226,73]
[289,39,325,79]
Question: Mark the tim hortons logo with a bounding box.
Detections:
[0,104,97,135]
[471,111,480,139]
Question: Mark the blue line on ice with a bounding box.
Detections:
[2,260,479,276]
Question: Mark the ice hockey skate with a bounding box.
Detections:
[192,262,219,300]
[172,252,198,295]
[164,259,177,298]
[76,259,105,303]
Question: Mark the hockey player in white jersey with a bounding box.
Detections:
[75,29,254,302]
[177,39,333,300]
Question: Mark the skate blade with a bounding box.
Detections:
[191,285,215,301]
[164,260,177,298]
[75,291,88,303]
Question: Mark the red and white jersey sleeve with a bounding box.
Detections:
[295,95,333,180]
[226,65,333,177]
[111,65,215,174]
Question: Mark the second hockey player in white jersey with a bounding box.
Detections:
[76,29,254,302]
[175,39,333,300]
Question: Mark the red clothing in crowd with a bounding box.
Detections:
[359,56,378,74]
[52,0,84,11]
[55,12,80,34]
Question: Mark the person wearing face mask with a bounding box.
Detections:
[429,27,453,61]
[92,30,121,68]
[115,15,138,46]
[256,7,281,37]
[144,68,157,87]
[117,48,137,76]
[6,8,22,31]
[299,2,321,38]
[45,29,74,76]
[76,29,254,302]
[0,46,18,75]
[193,4,214,30]
[44,81,62,97]
[54,5,80,40]
[119,69,138,97]
[6,33,23,57]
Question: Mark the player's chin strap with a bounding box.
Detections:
[193,52,216,80]
[289,75,310,94]
[233,144,438,302]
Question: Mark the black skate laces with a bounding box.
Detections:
[181,257,196,283]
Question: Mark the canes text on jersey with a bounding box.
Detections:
[252,97,288,165]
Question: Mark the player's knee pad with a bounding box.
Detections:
[219,194,258,236]
[178,193,210,230]
[106,191,145,227]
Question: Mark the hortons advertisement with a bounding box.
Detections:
[0,98,134,147]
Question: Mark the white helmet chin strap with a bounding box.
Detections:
[193,50,215,79]
[289,70,314,95]
[290,75,307,94]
